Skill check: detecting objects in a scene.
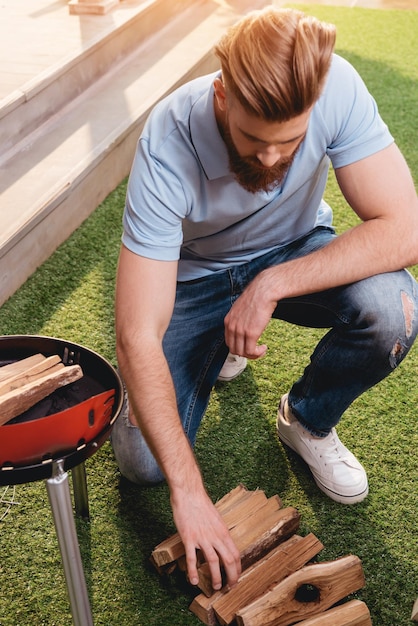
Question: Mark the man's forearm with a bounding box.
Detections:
[117,339,242,589]
[225,215,418,359]
[117,339,203,490]
[267,217,418,303]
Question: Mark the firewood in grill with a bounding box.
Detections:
[0,353,47,382]
[0,355,62,395]
[0,354,83,425]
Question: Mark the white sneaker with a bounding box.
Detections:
[217,353,247,382]
[277,395,368,504]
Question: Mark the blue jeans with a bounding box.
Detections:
[114,226,418,483]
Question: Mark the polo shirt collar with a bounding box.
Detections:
[189,79,230,180]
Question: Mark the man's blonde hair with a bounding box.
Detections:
[214,7,336,121]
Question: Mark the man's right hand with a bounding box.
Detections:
[171,485,241,591]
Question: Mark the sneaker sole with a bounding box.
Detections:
[313,474,369,504]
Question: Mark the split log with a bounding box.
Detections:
[412,598,418,622]
[190,591,223,626]
[197,503,300,597]
[212,533,323,625]
[295,600,371,625]
[151,486,372,625]
[0,355,62,395]
[150,532,188,570]
[235,554,365,626]
[230,502,300,572]
[0,354,47,382]
[215,484,254,514]
[211,533,323,625]
[151,486,270,569]
[0,363,83,425]
[220,489,271,530]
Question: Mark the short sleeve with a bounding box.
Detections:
[323,56,394,169]
[122,136,186,261]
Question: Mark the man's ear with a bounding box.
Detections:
[213,77,227,112]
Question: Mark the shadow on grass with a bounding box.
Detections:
[113,478,207,625]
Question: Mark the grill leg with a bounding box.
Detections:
[72,462,90,519]
[46,459,94,626]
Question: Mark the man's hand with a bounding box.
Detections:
[224,271,277,360]
[171,487,241,591]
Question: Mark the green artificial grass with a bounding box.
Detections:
[1,5,417,625]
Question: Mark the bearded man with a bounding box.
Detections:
[111,7,418,591]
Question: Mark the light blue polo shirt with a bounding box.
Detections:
[123,54,393,281]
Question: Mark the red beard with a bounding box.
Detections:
[220,122,300,194]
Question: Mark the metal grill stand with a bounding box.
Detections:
[0,335,124,626]
[46,459,94,626]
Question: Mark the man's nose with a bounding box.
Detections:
[256,146,281,168]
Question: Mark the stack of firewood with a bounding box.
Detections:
[151,484,372,625]
[0,354,83,425]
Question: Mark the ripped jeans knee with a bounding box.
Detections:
[287,269,418,433]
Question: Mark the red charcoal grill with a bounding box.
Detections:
[0,335,124,626]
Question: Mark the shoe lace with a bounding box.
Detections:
[311,431,350,465]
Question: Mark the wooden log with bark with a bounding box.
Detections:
[151,485,270,570]
[235,555,365,626]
